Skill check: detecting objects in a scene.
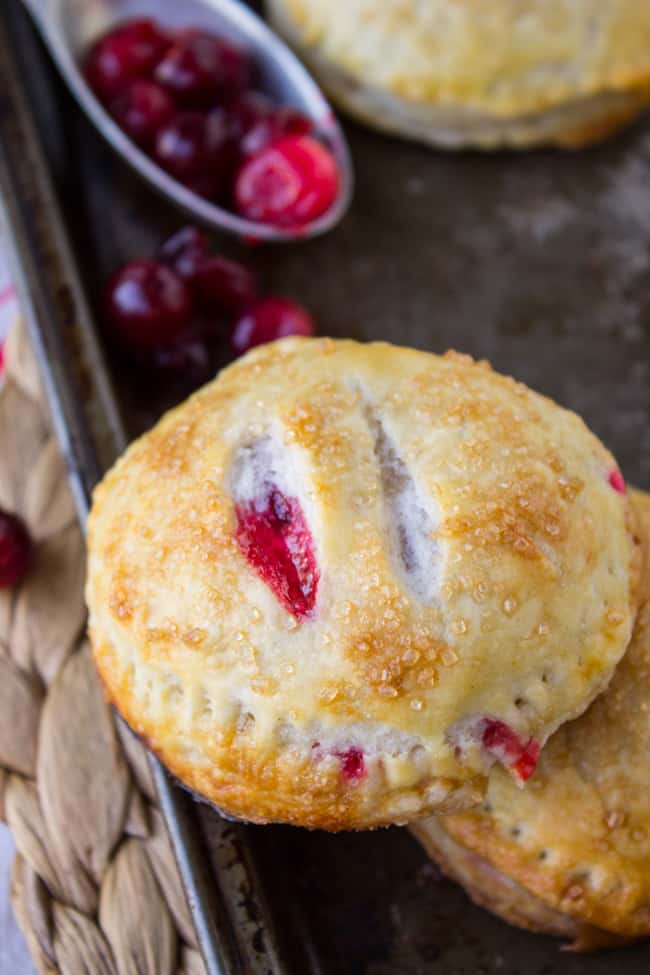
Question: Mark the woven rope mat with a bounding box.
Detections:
[0,319,206,975]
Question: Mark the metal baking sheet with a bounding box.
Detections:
[2,0,650,972]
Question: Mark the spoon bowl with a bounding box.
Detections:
[22,0,353,242]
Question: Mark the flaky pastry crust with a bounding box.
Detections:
[86,338,636,829]
[267,0,650,148]
[414,489,650,944]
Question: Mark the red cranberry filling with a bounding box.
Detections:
[235,486,318,619]
[0,510,33,588]
[481,719,540,783]
[336,747,366,782]
[608,468,626,494]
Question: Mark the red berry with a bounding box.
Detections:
[609,468,626,494]
[336,748,366,782]
[147,325,214,387]
[84,18,170,102]
[231,297,314,355]
[109,80,174,147]
[155,110,235,199]
[0,510,32,588]
[103,259,192,350]
[481,719,539,783]
[234,135,338,227]
[154,30,250,106]
[235,486,319,619]
[194,256,258,314]
[159,225,211,282]
[230,92,312,158]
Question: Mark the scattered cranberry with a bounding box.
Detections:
[147,324,214,386]
[336,748,366,782]
[159,225,211,282]
[194,256,258,314]
[231,296,315,355]
[109,80,174,148]
[236,486,319,619]
[103,259,192,350]
[0,510,32,588]
[231,92,312,158]
[235,135,338,227]
[155,31,250,107]
[608,468,626,494]
[84,19,170,102]
[155,109,235,198]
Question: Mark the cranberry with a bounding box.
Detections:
[609,468,626,494]
[159,225,211,282]
[235,486,319,619]
[234,135,338,227]
[109,80,174,148]
[84,19,170,102]
[0,510,32,588]
[194,256,258,314]
[155,110,235,198]
[230,92,312,158]
[481,719,539,783]
[231,297,314,355]
[103,259,192,350]
[147,324,214,387]
[154,30,250,106]
[336,748,366,782]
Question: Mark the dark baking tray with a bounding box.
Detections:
[2,1,650,973]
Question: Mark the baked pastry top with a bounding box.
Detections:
[267,0,650,148]
[86,338,637,829]
[414,489,650,943]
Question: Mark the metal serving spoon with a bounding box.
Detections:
[21,0,353,242]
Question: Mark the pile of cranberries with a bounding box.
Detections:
[103,224,315,381]
[84,18,339,228]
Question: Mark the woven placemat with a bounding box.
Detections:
[0,319,205,975]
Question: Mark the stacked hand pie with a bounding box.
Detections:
[413,489,650,950]
[266,0,650,149]
[86,338,639,839]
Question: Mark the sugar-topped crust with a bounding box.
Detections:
[266,0,650,148]
[86,338,637,830]
[413,489,650,943]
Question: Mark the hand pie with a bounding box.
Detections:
[266,0,650,148]
[86,338,638,829]
[412,490,650,948]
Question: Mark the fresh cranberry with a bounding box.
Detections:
[147,324,214,387]
[194,256,258,314]
[230,92,312,158]
[481,719,539,783]
[103,259,192,350]
[609,468,626,494]
[158,225,211,282]
[231,297,314,355]
[154,30,250,106]
[109,80,174,147]
[336,748,366,782]
[234,135,338,227]
[0,510,32,588]
[84,19,170,102]
[235,486,319,619]
[155,110,235,198]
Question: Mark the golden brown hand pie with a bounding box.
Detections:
[267,0,650,149]
[86,338,637,829]
[412,490,650,948]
